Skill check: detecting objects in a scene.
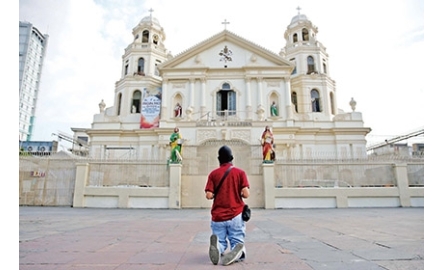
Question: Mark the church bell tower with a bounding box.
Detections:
[281,7,338,119]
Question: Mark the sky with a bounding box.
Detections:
[16,0,425,148]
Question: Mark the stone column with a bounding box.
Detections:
[161,79,168,120]
[73,163,90,208]
[394,163,411,207]
[262,163,275,209]
[245,77,252,120]
[285,77,293,118]
[168,163,182,209]
[189,78,195,108]
[200,78,207,118]
[257,77,263,107]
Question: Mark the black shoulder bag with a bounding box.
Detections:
[213,166,251,222]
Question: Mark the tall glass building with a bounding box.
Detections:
[19,21,49,141]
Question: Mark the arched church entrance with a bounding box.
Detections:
[180,139,263,208]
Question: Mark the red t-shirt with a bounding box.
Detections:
[205,163,250,222]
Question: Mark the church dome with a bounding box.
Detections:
[140,15,160,25]
[290,14,308,25]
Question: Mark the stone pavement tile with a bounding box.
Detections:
[127,251,184,264]
[242,242,312,267]
[307,260,384,270]
[377,259,424,270]
[20,246,81,265]
[353,246,422,261]
[72,251,134,264]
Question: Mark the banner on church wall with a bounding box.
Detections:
[140,87,162,129]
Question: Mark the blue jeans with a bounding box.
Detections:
[211,213,246,258]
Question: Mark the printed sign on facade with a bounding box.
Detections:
[140,87,162,129]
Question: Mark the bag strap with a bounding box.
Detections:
[213,166,233,198]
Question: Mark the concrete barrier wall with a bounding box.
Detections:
[19,156,424,209]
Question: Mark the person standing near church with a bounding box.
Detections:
[205,145,250,266]
[169,127,182,162]
[261,125,275,162]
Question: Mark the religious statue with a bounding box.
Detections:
[99,99,106,113]
[174,102,182,117]
[270,101,278,116]
[261,126,275,163]
[349,98,357,112]
[169,127,183,163]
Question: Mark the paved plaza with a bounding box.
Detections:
[19,206,424,269]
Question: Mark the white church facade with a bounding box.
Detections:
[79,10,371,166]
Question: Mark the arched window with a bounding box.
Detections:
[117,93,122,116]
[131,90,142,113]
[311,89,321,112]
[291,91,298,113]
[217,83,236,116]
[307,56,315,74]
[293,33,298,43]
[142,30,149,43]
[137,58,145,75]
[322,61,327,74]
[302,28,309,41]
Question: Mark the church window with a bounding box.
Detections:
[307,56,315,74]
[217,83,236,116]
[293,33,298,43]
[322,60,327,74]
[131,90,141,113]
[137,58,145,75]
[311,89,321,112]
[142,30,149,43]
[124,64,128,75]
[291,91,298,112]
[117,93,122,116]
[330,92,335,115]
[302,28,309,41]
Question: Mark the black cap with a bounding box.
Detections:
[218,145,233,164]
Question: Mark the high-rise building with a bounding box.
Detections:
[19,21,49,141]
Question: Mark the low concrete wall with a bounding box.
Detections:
[19,156,424,209]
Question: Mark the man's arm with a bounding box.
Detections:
[241,187,250,199]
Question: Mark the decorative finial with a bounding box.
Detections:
[296,6,301,15]
[149,8,154,17]
[222,19,230,30]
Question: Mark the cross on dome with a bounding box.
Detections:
[296,6,301,15]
